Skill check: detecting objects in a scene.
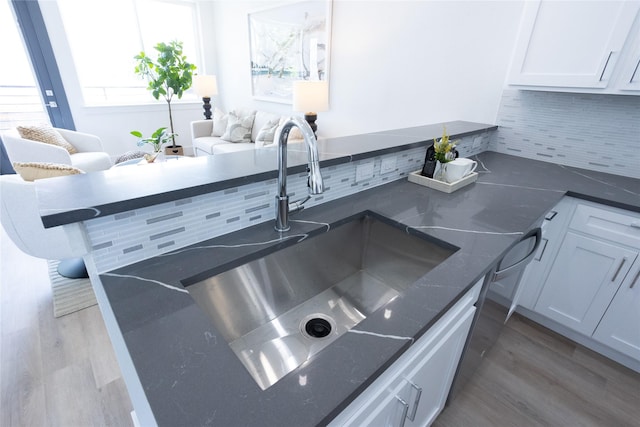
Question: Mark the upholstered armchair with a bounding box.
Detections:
[0,174,89,278]
[2,127,112,172]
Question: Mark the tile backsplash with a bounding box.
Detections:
[84,130,495,273]
[491,89,640,179]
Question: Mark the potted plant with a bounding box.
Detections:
[134,40,196,156]
[130,127,177,162]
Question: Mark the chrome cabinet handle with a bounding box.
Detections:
[534,238,549,262]
[600,51,614,81]
[395,396,409,427]
[493,227,542,281]
[630,221,640,229]
[630,58,640,83]
[630,270,640,290]
[407,381,422,422]
[611,258,626,282]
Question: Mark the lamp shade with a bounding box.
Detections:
[293,80,329,113]
[193,75,218,97]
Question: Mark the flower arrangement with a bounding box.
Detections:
[433,126,458,163]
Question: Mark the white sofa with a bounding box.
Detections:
[2,127,112,172]
[191,110,301,157]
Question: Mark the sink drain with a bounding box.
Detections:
[303,316,333,338]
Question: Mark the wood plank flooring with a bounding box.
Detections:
[1,226,133,426]
[435,314,640,427]
[1,224,639,426]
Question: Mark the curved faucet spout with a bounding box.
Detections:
[273,116,324,232]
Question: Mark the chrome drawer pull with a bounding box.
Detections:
[630,221,640,229]
[611,258,626,282]
[407,381,422,421]
[395,396,409,427]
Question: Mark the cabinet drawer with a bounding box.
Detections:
[569,204,640,249]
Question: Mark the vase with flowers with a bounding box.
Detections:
[433,126,459,181]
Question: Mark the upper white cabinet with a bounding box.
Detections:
[508,0,640,94]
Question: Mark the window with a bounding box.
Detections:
[56,0,202,106]
[0,0,49,130]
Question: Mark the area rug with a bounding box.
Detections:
[47,260,97,317]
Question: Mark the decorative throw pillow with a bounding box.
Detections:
[16,124,78,154]
[277,117,304,142]
[13,162,85,182]
[255,117,282,146]
[115,150,147,164]
[221,110,256,143]
[211,108,228,137]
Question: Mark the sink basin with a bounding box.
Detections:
[183,212,456,390]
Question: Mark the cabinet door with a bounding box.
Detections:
[617,16,640,92]
[404,307,475,427]
[534,231,637,336]
[593,260,640,360]
[509,0,639,89]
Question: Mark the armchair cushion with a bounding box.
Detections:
[13,161,84,181]
[17,124,78,154]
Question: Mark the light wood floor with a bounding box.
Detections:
[1,226,133,426]
[2,225,639,426]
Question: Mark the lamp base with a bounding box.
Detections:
[202,97,212,120]
[304,113,318,138]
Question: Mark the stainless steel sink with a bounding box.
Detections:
[184,213,455,390]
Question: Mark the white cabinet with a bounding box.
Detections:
[592,259,640,360]
[508,0,640,94]
[330,280,481,427]
[522,197,640,365]
[534,231,637,336]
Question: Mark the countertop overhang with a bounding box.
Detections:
[34,121,496,228]
[97,150,639,426]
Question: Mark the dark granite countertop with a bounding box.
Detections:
[34,121,495,228]
[99,151,639,426]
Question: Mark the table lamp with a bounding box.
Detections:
[293,80,329,137]
[193,75,218,120]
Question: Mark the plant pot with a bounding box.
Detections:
[165,145,184,156]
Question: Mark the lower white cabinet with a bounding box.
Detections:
[534,231,637,336]
[592,259,640,360]
[330,281,481,427]
[516,197,640,367]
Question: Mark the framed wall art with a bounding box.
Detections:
[248,0,332,104]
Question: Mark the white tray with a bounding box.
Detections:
[408,170,478,193]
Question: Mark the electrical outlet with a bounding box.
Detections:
[472,136,482,150]
[380,156,397,175]
[355,161,375,182]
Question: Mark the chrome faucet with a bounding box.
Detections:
[273,116,324,232]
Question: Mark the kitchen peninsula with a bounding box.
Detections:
[34,122,640,426]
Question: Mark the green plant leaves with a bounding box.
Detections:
[133,40,196,102]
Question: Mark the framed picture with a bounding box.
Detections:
[248,0,332,104]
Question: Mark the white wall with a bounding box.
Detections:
[209,0,525,137]
[37,0,525,156]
